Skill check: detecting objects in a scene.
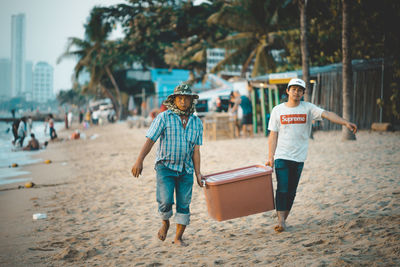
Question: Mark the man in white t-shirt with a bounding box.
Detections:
[266,78,357,233]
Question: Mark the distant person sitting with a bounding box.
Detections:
[23,133,40,151]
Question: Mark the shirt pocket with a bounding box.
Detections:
[164,125,175,139]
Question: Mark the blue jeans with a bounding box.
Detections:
[275,159,304,211]
[155,163,194,225]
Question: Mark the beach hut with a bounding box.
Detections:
[250,58,384,132]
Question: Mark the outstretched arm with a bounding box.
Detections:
[266,131,278,168]
[192,145,204,187]
[321,111,357,134]
[131,138,155,178]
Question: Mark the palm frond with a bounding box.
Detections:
[191,49,206,63]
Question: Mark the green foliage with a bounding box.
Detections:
[102,0,180,68]
[57,89,87,107]
[164,1,229,80]
[61,0,400,119]
[206,0,297,77]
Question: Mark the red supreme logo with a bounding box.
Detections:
[280,114,307,124]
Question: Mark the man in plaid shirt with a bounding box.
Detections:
[131,83,204,246]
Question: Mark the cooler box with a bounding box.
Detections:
[203,165,274,221]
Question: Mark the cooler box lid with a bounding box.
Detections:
[204,165,273,186]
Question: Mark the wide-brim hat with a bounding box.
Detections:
[167,83,199,100]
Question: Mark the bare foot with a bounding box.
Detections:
[275,211,286,233]
[172,239,188,247]
[274,225,285,233]
[158,220,169,241]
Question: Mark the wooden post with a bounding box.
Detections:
[260,88,267,136]
[268,87,273,113]
[251,88,257,134]
[274,86,280,107]
[141,88,146,116]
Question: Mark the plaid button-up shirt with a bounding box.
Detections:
[146,110,203,174]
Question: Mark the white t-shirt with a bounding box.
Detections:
[268,101,324,162]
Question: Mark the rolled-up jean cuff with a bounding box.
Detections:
[159,210,173,221]
[175,212,190,225]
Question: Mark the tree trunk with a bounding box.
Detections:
[341,0,356,140]
[299,0,311,102]
[105,66,123,120]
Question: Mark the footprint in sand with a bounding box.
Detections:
[302,239,325,247]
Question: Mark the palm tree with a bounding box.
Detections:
[58,7,124,120]
[164,1,228,83]
[207,0,287,78]
[298,0,311,102]
[341,0,356,140]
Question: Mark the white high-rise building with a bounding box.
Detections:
[206,48,253,78]
[0,58,11,99]
[25,61,33,101]
[33,61,54,103]
[11,13,26,98]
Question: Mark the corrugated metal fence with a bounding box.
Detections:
[313,67,382,130]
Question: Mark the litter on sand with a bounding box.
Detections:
[33,213,47,220]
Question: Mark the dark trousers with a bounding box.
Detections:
[50,127,57,140]
[275,159,304,211]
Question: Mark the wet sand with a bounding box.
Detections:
[0,122,399,266]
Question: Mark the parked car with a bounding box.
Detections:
[89,99,116,123]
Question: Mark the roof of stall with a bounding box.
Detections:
[250,59,382,84]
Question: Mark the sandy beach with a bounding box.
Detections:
[0,122,399,266]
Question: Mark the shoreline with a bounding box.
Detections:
[1,123,399,266]
[0,121,65,186]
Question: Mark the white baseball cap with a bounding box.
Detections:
[287,78,306,90]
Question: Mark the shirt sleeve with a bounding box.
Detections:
[268,107,280,132]
[308,103,325,121]
[146,112,165,142]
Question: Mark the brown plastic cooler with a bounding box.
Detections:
[202,165,274,221]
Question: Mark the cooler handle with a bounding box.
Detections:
[196,174,206,187]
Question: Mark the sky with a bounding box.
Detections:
[0,0,129,94]
[0,0,207,95]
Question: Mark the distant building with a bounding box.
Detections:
[11,13,26,98]
[206,48,253,78]
[25,60,33,101]
[0,58,11,99]
[151,68,190,106]
[33,61,54,103]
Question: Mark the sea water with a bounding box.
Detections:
[0,120,62,186]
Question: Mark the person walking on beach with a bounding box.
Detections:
[27,116,33,135]
[266,78,357,233]
[79,109,84,124]
[48,114,57,140]
[131,83,204,246]
[68,111,73,128]
[11,119,20,145]
[231,89,253,138]
[229,91,241,138]
[16,117,27,147]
